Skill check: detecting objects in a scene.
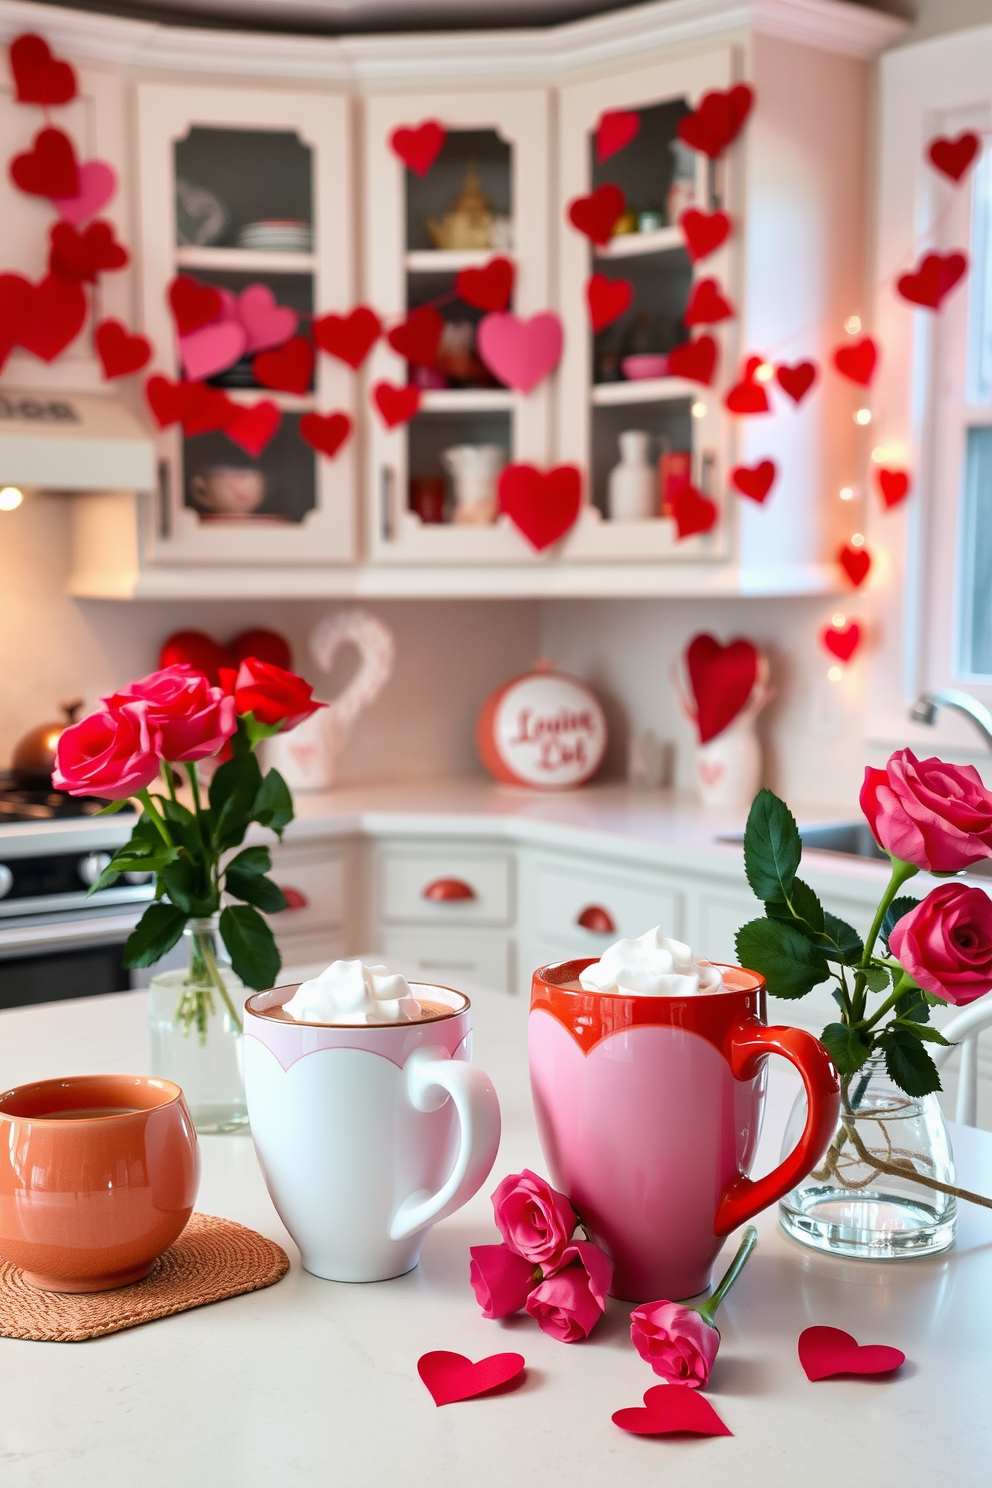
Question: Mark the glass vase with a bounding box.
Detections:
[779,1055,956,1259]
[149,915,248,1134]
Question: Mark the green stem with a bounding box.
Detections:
[161,761,178,803]
[861,856,918,967]
[136,788,174,850]
[197,926,243,1034]
[697,1225,757,1325]
[862,974,916,1031]
[185,762,203,815]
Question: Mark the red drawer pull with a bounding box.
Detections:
[422,877,477,903]
[577,905,616,934]
[278,886,309,911]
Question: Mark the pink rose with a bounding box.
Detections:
[629,1300,720,1387]
[861,749,992,871]
[888,883,992,1006]
[233,657,323,732]
[491,1169,577,1268]
[52,700,162,800]
[111,665,236,763]
[524,1241,612,1343]
[469,1243,536,1319]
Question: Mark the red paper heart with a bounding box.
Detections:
[680,208,731,263]
[390,120,446,177]
[10,33,77,106]
[684,277,734,326]
[498,463,581,550]
[586,273,633,332]
[677,84,754,159]
[252,335,314,394]
[144,376,233,436]
[95,319,152,379]
[820,621,861,663]
[169,275,223,336]
[875,466,911,509]
[10,125,78,198]
[159,628,291,683]
[724,358,770,414]
[0,272,86,365]
[687,633,759,743]
[833,337,877,386]
[224,400,281,458]
[776,360,818,403]
[897,251,968,310]
[372,381,420,428]
[49,219,129,283]
[387,306,444,368]
[731,459,776,503]
[312,306,381,369]
[418,1350,525,1407]
[457,256,514,312]
[928,132,979,183]
[672,484,718,540]
[799,1326,904,1381]
[567,183,626,245]
[613,1385,732,1437]
[838,543,871,587]
[299,410,352,459]
[596,108,640,163]
[668,334,718,385]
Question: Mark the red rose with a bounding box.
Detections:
[861,749,992,871]
[112,664,236,762]
[491,1168,577,1269]
[233,657,323,732]
[888,883,992,1006]
[523,1241,612,1343]
[629,1299,720,1386]
[468,1243,536,1319]
[52,700,162,799]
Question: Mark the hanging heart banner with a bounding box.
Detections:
[49,220,128,283]
[586,273,632,332]
[680,208,731,263]
[596,109,640,163]
[799,1326,905,1380]
[671,484,718,539]
[95,319,152,379]
[668,334,718,385]
[49,158,116,225]
[820,620,861,663]
[312,306,381,369]
[833,337,877,386]
[567,183,626,245]
[253,336,314,394]
[224,399,281,459]
[10,125,78,197]
[498,463,581,550]
[456,256,514,312]
[677,84,754,159]
[776,360,818,404]
[839,543,871,587]
[299,410,353,459]
[372,381,420,428]
[731,459,776,503]
[0,271,86,367]
[387,306,444,368]
[686,632,759,742]
[896,251,968,310]
[10,33,77,106]
[724,356,770,415]
[237,283,297,353]
[389,120,446,177]
[169,275,223,336]
[612,1385,732,1437]
[179,320,247,382]
[476,311,563,393]
[145,376,233,436]
[927,132,979,183]
[684,278,734,326]
[875,466,911,509]
[417,1351,526,1407]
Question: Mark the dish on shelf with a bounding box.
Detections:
[237,220,313,253]
[621,354,669,380]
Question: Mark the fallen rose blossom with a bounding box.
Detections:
[491,1168,577,1269]
[629,1299,720,1387]
[524,1240,612,1343]
[469,1243,536,1319]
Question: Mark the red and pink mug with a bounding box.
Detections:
[529,958,840,1301]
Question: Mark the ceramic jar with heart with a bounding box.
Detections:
[673,633,772,809]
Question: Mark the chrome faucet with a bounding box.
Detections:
[910,688,992,754]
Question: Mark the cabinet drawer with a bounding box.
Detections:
[378,850,512,926]
[534,859,683,950]
[266,847,346,934]
[379,929,512,994]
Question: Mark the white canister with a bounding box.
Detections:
[440,444,505,525]
[608,430,656,521]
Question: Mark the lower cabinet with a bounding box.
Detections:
[267,839,353,977]
[378,928,513,995]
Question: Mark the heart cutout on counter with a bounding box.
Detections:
[49,159,117,226]
[372,381,420,428]
[389,119,446,177]
[776,360,818,404]
[253,336,314,394]
[875,467,911,509]
[686,633,759,743]
[677,84,754,159]
[799,1326,904,1381]
[299,410,353,460]
[680,208,731,263]
[586,273,633,332]
[10,125,78,198]
[387,306,444,368]
[457,256,514,313]
[498,463,581,550]
[820,620,862,663]
[312,306,381,369]
[928,132,979,183]
[476,311,563,394]
[596,108,640,163]
[671,484,718,540]
[159,628,292,684]
[896,251,968,311]
[838,543,871,588]
[95,319,152,379]
[730,459,776,503]
[684,278,734,327]
[667,334,718,385]
[10,33,77,106]
[833,337,877,386]
[417,1351,525,1406]
[613,1384,732,1437]
[567,183,626,245]
[49,220,129,283]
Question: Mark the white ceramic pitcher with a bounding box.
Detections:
[440,444,504,525]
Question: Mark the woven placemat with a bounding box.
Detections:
[0,1213,289,1343]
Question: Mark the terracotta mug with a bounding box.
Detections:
[0,1074,199,1292]
[529,958,840,1301]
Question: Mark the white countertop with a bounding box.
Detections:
[0,984,989,1487]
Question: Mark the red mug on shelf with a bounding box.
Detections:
[658,449,691,518]
[409,477,447,524]
[529,957,840,1301]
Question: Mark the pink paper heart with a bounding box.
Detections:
[49,159,117,226]
[798,1327,905,1381]
[417,1351,525,1406]
[476,311,563,394]
[237,284,297,353]
[179,320,248,381]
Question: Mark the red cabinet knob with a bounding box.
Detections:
[422,877,477,902]
[577,904,616,934]
[278,886,309,911]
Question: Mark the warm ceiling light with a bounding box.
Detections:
[0,486,23,511]
[855,408,872,425]
[691,400,707,419]
[839,485,855,501]
[845,315,862,335]
[851,532,866,547]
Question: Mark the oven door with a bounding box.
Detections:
[0,907,147,1010]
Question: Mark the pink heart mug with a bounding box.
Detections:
[529,957,840,1301]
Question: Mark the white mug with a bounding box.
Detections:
[243,982,501,1282]
[441,444,505,524]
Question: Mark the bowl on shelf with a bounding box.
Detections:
[236,220,312,253]
[621,354,668,381]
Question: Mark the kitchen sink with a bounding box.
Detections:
[719,820,992,878]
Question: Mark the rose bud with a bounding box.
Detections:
[524,1240,612,1343]
[233,657,324,733]
[861,749,992,872]
[469,1243,536,1319]
[491,1169,577,1269]
[888,883,992,1006]
[629,1300,720,1386]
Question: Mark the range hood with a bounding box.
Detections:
[0,391,156,492]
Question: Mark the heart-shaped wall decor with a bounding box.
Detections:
[896,251,968,310]
[224,399,281,458]
[237,284,297,353]
[724,357,769,414]
[299,410,352,459]
[731,459,776,503]
[389,120,446,177]
[799,1326,904,1381]
[0,271,86,366]
[498,463,581,550]
[928,132,979,183]
[680,208,731,262]
[456,256,514,312]
[312,306,381,369]
[686,633,759,743]
[10,32,77,105]
[833,337,877,386]
[144,375,233,436]
[776,360,818,403]
[160,628,292,684]
[677,84,754,159]
[820,620,861,663]
[567,183,626,245]
[48,220,128,283]
[476,311,563,393]
[252,335,314,394]
[387,306,443,368]
[372,381,420,428]
[10,125,78,198]
[49,159,117,226]
[417,1351,525,1407]
[596,108,640,163]
[612,1385,732,1437]
[667,334,718,385]
[838,542,871,587]
[671,483,718,539]
[586,273,632,332]
[169,275,223,336]
[875,466,911,509]
[95,319,152,379]
[684,277,734,326]
[179,320,248,381]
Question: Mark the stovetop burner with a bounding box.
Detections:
[0,777,110,823]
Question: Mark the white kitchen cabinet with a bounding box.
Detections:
[528,853,685,954]
[376,845,513,926]
[379,927,513,995]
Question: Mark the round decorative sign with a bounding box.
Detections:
[476,666,607,789]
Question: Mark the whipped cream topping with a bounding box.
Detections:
[578,927,724,997]
[282,959,420,1025]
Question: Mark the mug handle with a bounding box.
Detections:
[389,1046,502,1242]
[713,1022,841,1237]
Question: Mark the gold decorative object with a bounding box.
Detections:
[426,163,494,251]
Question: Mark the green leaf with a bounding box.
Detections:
[161,858,218,918]
[219,904,281,991]
[897,1022,951,1046]
[820,1021,872,1075]
[766,885,863,965]
[253,768,293,838]
[209,751,262,851]
[767,877,825,932]
[881,896,921,953]
[96,798,129,815]
[225,845,272,877]
[225,868,287,913]
[894,987,930,1024]
[881,1027,942,1097]
[820,912,864,965]
[863,964,891,993]
[123,902,188,968]
[735,918,831,999]
[743,790,802,904]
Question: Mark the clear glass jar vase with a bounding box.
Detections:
[149,915,248,1134]
[779,1056,956,1259]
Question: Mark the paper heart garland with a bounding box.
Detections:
[237,284,297,353]
[457,256,514,312]
[387,306,444,368]
[253,336,314,394]
[10,33,77,106]
[896,251,968,310]
[680,208,731,263]
[372,381,420,428]
[687,633,759,743]
[95,319,152,379]
[586,273,632,332]
[169,275,223,336]
[839,543,871,587]
[928,132,979,183]
[798,1326,904,1381]
[179,320,247,382]
[671,484,718,539]
[596,108,640,163]
[833,337,877,386]
[299,410,353,459]
[312,306,381,369]
[144,376,233,436]
[668,334,718,385]
[417,1351,525,1407]
[875,467,911,509]
[567,183,626,245]
[160,628,292,684]
[612,1385,732,1437]
[389,119,446,177]
[684,278,734,326]
[224,400,281,459]
[0,272,86,367]
[677,84,754,159]
[10,125,78,198]
[731,459,776,503]
[820,620,861,663]
[725,357,770,415]
[476,311,563,394]
[50,159,117,225]
[776,360,818,404]
[498,463,581,550]
[49,220,128,283]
